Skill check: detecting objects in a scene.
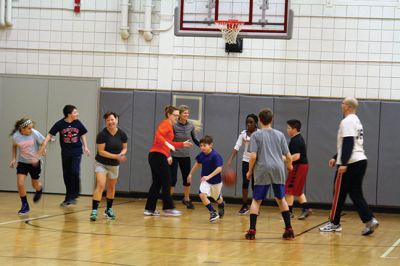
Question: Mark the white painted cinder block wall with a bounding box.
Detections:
[0,0,399,99]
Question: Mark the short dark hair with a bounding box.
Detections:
[258,108,273,125]
[103,111,118,120]
[63,105,77,118]
[287,119,301,131]
[200,135,213,145]
[164,105,178,118]
[246,113,258,125]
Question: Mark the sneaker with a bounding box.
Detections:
[59,199,77,208]
[218,204,225,219]
[245,229,256,240]
[33,189,43,203]
[90,210,97,221]
[238,205,249,215]
[298,209,313,220]
[182,199,195,209]
[209,211,219,222]
[18,202,30,216]
[163,209,182,217]
[104,208,116,220]
[362,217,379,236]
[283,227,295,240]
[319,222,342,232]
[144,210,161,216]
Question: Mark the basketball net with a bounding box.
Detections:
[215,20,244,44]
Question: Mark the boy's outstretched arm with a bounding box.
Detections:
[187,162,201,184]
[246,152,257,180]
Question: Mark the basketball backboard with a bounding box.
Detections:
[174,0,293,39]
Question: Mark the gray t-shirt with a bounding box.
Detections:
[12,128,45,164]
[249,128,289,185]
[171,120,199,158]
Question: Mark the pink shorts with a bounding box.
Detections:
[285,164,309,196]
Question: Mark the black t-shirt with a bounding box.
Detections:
[49,119,88,156]
[95,128,128,166]
[289,133,308,164]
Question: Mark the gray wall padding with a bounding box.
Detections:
[203,94,239,197]
[357,101,380,205]
[0,76,99,196]
[155,92,172,127]
[92,91,400,208]
[237,95,274,197]
[99,90,134,192]
[306,99,342,203]
[378,102,400,206]
[0,77,49,191]
[130,91,156,192]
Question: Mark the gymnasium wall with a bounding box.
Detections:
[0,1,399,99]
[0,74,99,196]
[100,89,400,208]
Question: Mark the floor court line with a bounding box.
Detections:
[0,215,51,226]
[380,238,400,259]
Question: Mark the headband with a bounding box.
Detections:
[19,120,32,129]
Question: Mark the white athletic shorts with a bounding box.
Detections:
[199,181,222,200]
[95,162,119,179]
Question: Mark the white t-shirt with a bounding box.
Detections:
[234,129,259,162]
[336,114,367,165]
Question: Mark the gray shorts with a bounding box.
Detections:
[95,162,119,179]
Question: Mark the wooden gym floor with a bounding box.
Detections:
[0,192,398,265]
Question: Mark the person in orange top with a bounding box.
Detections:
[144,105,193,216]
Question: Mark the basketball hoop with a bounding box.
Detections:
[215,19,244,44]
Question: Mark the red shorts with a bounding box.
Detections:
[285,163,309,196]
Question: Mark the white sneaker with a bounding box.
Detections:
[319,222,342,232]
[362,217,379,236]
[144,210,160,216]
[163,209,182,217]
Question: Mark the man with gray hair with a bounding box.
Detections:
[320,97,379,235]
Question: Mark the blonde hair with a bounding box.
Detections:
[343,97,359,109]
[178,105,189,114]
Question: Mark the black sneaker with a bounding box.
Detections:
[59,199,77,208]
[182,199,195,209]
[298,209,312,220]
[209,211,219,222]
[18,202,30,216]
[245,229,256,240]
[33,189,43,203]
[238,205,249,215]
[283,227,295,240]
[218,204,225,219]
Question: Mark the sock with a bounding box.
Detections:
[218,201,225,208]
[250,214,258,230]
[36,188,43,193]
[20,196,28,204]
[289,205,293,213]
[205,203,215,212]
[282,211,292,229]
[106,198,114,209]
[301,202,309,211]
[92,200,100,210]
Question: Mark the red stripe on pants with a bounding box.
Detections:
[329,171,342,222]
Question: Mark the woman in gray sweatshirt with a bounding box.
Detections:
[170,105,200,209]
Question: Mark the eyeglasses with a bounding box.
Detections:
[172,114,179,117]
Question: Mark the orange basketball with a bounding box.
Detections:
[222,169,237,186]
